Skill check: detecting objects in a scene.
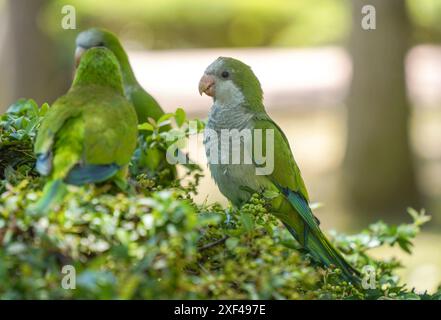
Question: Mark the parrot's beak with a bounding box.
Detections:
[75,46,86,68]
[199,74,215,97]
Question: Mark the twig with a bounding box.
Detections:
[199,236,229,251]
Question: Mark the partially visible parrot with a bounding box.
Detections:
[199,57,361,285]
[33,47,138,213]
[75,28,176,182]
[75,28,163,124]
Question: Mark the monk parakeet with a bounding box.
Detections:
[75,28,176,182]
[76,28,164,124]
[33,47,138,212]
[199,57,360,284]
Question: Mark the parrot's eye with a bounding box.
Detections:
[97,41,105,47]
[221,71,230,79]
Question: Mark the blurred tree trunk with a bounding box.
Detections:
[344,0,420,222]
[0,0,68,111]
[0,4,12,113]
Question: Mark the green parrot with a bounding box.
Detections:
[75,28,176,182]
[75,28,164,123]
[199,57,360,285]
[33,47,138,212]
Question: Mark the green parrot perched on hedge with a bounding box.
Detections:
[33,47,138,213]
[76,28,163,123]
[199,57,361,285]
[75,28,177,183]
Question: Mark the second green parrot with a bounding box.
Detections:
[75,28,163,123]
[199,57,361,285]
[75,28,176,183]
[33,47,138,212]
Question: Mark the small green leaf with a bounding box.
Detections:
[6,99,28,114]
[407,207,419,221]
[138,123,154,131]
[263,190,279,199]
[144,148,161,170]
[240,212,254,232]
[158,120,171,128]
[39,103,50,116]
[175,108,186,127]
[226,237,239,250]
[407,207,431,226]
[147,117,157,126]
[157,113,174,125]
[28,100,39,117]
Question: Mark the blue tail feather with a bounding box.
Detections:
[277,185,361,285]
[36,152,53,176]
[65,163,120,185]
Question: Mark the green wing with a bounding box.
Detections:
[34,94,84,179]
[34,95,82,158]
[253,112,361,284]
[253,112,309,202]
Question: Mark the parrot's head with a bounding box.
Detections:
[75,28,124,68]
[72,47,124,94]
[199,57,263,109]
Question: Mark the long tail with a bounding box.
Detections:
[278,186,361,286]
[32,179,67,214]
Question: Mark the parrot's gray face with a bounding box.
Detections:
[199,58,245,105]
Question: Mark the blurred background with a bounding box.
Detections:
[0,0,440,291]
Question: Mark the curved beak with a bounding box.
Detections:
[75,46,86,68]
[198,74,215,97]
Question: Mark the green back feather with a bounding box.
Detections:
[72,47,124,94]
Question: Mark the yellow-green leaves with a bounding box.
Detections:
[138,122,154,132]
[175,108,186,128]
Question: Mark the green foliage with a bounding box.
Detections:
[42,0,441,50]
[45,0,350,49]
[0,180,439,299]
[407,0,441,42]
[1,99,440,299]
[0,99,48,183]
[131,107,204,187]
[332,208,431,255]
